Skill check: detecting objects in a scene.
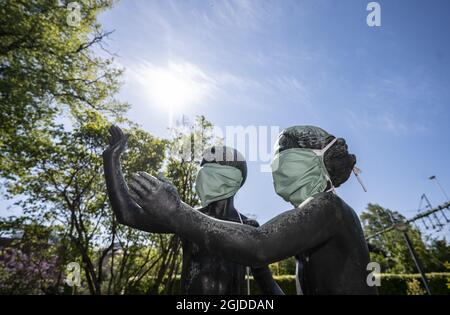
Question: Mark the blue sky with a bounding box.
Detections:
[4,1,450,238]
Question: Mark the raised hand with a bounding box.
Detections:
[102,125,174,233]
[128,172,182,222]
[103,125,129,157]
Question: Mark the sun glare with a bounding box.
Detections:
[132,61,215,124]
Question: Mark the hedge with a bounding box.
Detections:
[376,273,450,295]
[164,273,450,295]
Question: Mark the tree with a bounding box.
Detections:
[0,0,155,294]
[427,239,450,272]
[1,109,167,294]
[0,0,126,181]
[0,112,230,295]
[0,217,61,294]
[0,1,252,295]
[360,204,444,274]
[269,257,296,276]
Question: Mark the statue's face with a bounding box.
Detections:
[201,146,247,186]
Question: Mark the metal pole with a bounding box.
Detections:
[401,230,432,295]
[246,267,251,295]
[430,176,450,202]
[429,176,450,222]
[387,211,432,295]
[366,202,450,240]
[422,194,444,230]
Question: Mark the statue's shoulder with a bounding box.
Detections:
[299,192,346,211]
[307,192,356,219]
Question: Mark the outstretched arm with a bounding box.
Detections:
[103,126,172,234]
[128,172,341,267]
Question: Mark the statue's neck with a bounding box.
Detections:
[205,197,240,221]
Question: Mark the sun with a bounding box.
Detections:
[152,69,195,110]
[132,61,214,124]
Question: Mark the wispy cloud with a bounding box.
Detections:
[266,76,309,99]
[203,0,276,32]
[215,72,311,110]
[345,67,447,136]
[125,57,311,112]
[345,109,427,136]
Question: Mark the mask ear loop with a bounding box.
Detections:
[312,137,338,156]
[313,138,339,195]
[324,174,336,194]
[315,137,368,193]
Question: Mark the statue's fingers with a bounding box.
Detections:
[137,171,160,187]
[116,126,124,138]
[128,187,143,204]
[110,125,120,143]
[109,125,117,137]
[128,180,149,199]
[108,126,117,145]
[132,173,156,192]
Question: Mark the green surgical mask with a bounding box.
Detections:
[271,137,338,208]
[195,163,243,207]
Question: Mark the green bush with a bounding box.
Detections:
[378,273,450,295]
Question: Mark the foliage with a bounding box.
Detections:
[0,0,126,181]
[0,110,167,294]
[269,257,296,276]
[361,203,449,274]
[0,110,223,295]
[0,0,184,295]
[445,261,450,289]
[377,273,450,295]
[0,218,60,294]
[406,278,426,295]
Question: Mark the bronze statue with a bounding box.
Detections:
[125,126,378,295]
[103,125,283,295]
